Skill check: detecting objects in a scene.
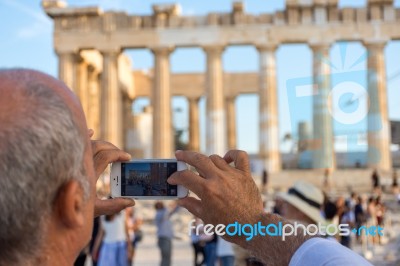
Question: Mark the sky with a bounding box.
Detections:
[1,0,400,154]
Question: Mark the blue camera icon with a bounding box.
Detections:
[286,64,376,168]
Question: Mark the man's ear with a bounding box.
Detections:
[54,180,86,228]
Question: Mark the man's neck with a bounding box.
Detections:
[24,242,72,266]
[7,244,71,266]
[25,229,76,266]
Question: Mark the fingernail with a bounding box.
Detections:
[167,177,175,184]
[125,199,135,206]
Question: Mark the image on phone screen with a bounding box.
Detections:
[121,162,177,197]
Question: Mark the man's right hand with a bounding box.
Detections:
[168,150,311,265]
[167,150,263,234]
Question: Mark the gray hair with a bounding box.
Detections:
[0,76,89,264]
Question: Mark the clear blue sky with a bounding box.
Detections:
[1,0,399,154]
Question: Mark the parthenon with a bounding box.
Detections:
[43,0,400,173]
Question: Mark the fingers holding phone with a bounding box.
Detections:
[169,150,263,230]
[110,159,189,200]
[90,138,135,217]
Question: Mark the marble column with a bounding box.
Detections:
[123,96,135,152]
[77,60,89,116]
[87,65,100,139]
[188,97,200,151]
[151,47,174,158]
[365,41,392,171]
[310,43,335,169]
[257,45,281,173]
[57,51,79,93]
[204,45,226,156]
[100,49,123,148]
[226,95,237,150]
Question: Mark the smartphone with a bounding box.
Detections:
[110,159,189,199]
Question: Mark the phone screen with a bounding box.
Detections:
[121,162,177,197]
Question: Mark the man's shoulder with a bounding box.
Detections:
[289,237,373,266]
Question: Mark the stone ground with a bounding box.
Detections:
[87,169,400,266]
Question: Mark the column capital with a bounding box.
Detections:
[55,47,80,56]
[363,39,388,50]
[308,41,332,52]
[150,46,175,56]
[255,43,278,52]
[55,50,80,61]
[203,45,225,55]
[187,96,201,103]
[99,48,121,57]
[225,94,238,101]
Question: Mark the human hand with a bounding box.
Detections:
[90,135,135,217]
[167,150,263,229]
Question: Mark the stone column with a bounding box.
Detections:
[204,45,226,156]
[151,47,174,158]
[123,96,135,152]
[87,65,100,139]
[257,45,281,173]
[226,95,237,150]
[365,41,392,171]
[57,51,79,93]
[100,49,123,148]
[188,97,200,151]
[310,43,335,169]
[77,60,89,116]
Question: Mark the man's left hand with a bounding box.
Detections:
[90,135,135,217]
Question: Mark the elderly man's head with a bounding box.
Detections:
[0,69,96,265]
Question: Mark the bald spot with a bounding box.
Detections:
[0,69,87,138]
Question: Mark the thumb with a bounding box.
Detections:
[94,198,135,217]
[177,197,202,218]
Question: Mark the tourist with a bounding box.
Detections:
[126,207,143,265]
[375,196,386,244]
[339,201,355,248]
[217,236,235,266]
[0,69,373,266]
[278,181,325,225]
[371,169,380,193]
[204,233,217,266]
[322,168,331,190]
[354,196,366,243]
[191,217,206,266]
[323,200,339,241]
[367,196,377,226]
[336,196,346,221]
[154,201,179,266]
[392,170,399,194]
[0,69,134,266]
[261,169,268,193]
[92,210,131,266]
[347,192,358,211]
[90,217,101,266]
[168,150,373,265]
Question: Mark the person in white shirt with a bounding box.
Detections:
[154,202,179,266]
[168,150,373,266]
[92,210,131,266]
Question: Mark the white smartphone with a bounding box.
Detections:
[110,159,189,199]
